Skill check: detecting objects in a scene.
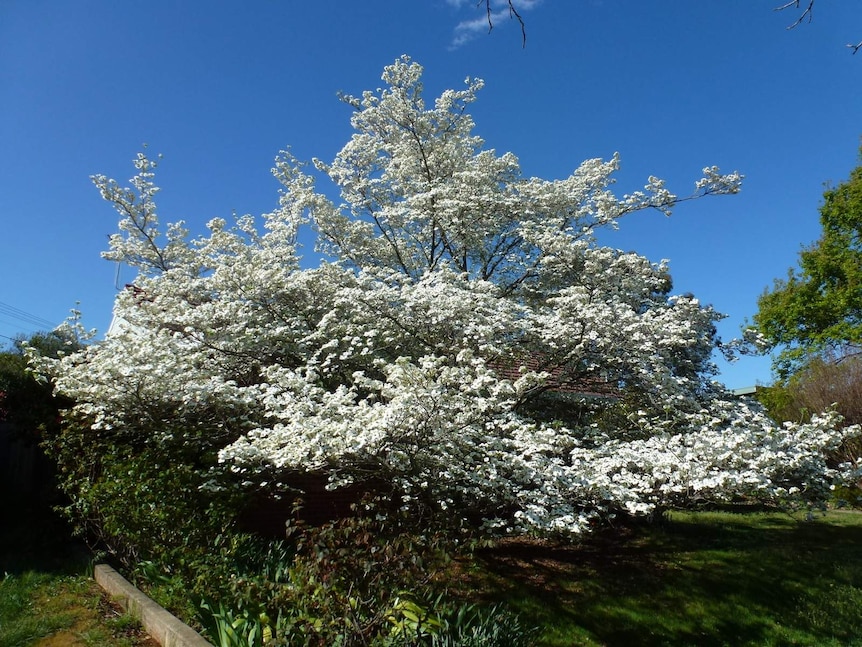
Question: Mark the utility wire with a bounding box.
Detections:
[0,301,57,330]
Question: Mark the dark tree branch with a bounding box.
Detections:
[481,0,526,47]
[775,0,815,29]
[775,1,859,56]
[834,347,862,364]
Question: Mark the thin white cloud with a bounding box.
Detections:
[448,0,542,49]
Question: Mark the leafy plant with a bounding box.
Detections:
[433,603,538,647]
[198,599,273,647]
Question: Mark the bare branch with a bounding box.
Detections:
[507,0,526,47]
[481,0,526,47]
[483,0,493,32]
[774,0,815,30]
[775,1,860,57]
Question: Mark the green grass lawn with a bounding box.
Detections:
[0,494,156,647]
[460,508,862,647]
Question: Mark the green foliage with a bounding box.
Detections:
[755,382,806,424]
[430,603,538,647]
[383,595,446,643]
[145,504,536,646]
[755,146,862,377]
[130,559,199,623]
[831,485,862,508]
[43,408,250,571]
[198,598,274,647]
[18,329,81,358]
[196,585,536,647]
[0,331,72,434]
[231,511,460,645]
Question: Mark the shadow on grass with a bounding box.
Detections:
[465,509,862,647]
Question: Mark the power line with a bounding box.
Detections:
[0,301,57,330]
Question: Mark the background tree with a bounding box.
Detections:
[754,146,862,378]
[757,349,862,426]
[0,331,74,435]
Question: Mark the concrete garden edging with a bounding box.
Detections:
[94,563,213,647]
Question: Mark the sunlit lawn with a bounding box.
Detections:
[459,508,862,647]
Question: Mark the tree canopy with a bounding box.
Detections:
[34,57,861,540]
[754,147,862,377]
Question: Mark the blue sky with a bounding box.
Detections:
[1,1,860,388]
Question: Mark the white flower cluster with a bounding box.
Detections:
[38,57,861,536]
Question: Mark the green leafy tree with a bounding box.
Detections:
[0,331,74,433]
[754,146,862,378]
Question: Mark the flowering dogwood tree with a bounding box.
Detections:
[38,57,861,536]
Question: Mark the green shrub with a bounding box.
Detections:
[184,504,526,646]
[248,512,457,644]
[43,409,250,573]
[832,485,862,509]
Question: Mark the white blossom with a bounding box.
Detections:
[37,57,859,537]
